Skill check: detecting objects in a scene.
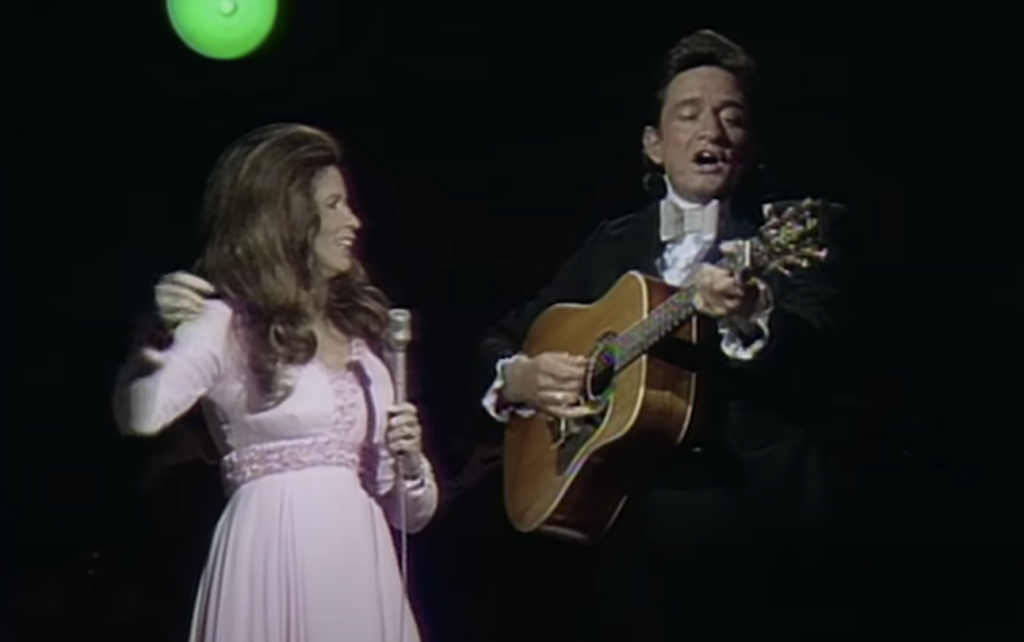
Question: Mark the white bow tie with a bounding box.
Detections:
[659,199,720,241]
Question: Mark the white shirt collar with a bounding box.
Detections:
[658,176,730,241]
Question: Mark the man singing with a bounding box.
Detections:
[480,30,850,639]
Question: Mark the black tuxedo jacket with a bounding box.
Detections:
[480,197,852,485]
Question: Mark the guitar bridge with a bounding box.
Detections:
[549,408,607,475]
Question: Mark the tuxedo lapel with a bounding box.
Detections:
[618,201,663,277]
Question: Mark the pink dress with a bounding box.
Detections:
[114,300,438,642]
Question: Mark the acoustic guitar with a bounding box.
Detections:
[503,199,830,543]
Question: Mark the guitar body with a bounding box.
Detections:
[503,271,702,544]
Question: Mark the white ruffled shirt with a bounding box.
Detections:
[482,181,774,422]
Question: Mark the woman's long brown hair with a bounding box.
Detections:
[195,123,389,402]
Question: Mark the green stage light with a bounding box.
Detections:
[167,0,278,60]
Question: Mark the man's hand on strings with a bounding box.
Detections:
[693,262,761,319]
[501,352,592,419]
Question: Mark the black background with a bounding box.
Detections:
[6,2,1004,640]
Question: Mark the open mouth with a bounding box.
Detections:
[335,237,354,250]
[693,149,728,172]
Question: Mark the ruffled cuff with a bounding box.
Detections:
[718,278,774,361]
[480,355,536,422]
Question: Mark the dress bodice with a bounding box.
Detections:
[217,355,380,492]
[181,313,397,494]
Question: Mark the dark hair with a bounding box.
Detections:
[196,123,389,403]
[653,30,758,120]
[643,30,761,195]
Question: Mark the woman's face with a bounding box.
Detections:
[311,166,361,278]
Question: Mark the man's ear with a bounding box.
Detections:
[642,126,664,166]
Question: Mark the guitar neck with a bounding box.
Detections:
[612,239,755,369]
[613,282,700,369]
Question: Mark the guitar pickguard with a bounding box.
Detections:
[548,334,617,475]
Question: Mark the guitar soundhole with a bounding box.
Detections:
[585,333,618,403]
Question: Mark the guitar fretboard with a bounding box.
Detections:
[600,236,762,373]
[605,282,700,373]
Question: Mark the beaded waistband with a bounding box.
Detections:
[221,434,361,493]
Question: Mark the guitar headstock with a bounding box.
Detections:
[747,198,829,276]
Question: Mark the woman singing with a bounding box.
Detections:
[113,123,438,642]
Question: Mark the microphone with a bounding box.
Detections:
[385,308,413,638]
[385,308,412,403]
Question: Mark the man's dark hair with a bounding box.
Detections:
[652,29,759,123]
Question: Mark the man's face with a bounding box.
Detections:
[643,66,752,203]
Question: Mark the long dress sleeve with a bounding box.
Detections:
[358,356,439,533]
[112,300,233,437]
[373,450,439,533]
